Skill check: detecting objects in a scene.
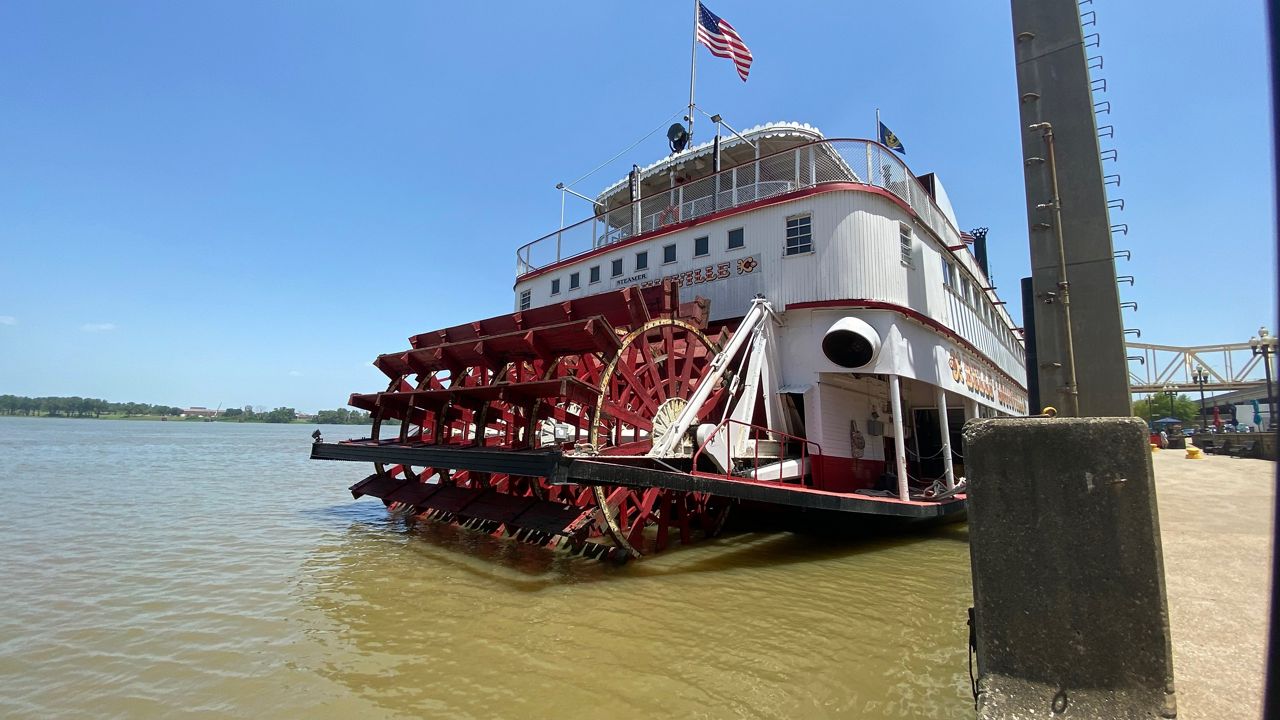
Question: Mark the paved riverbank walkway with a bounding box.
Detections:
[1153,447,1273,718]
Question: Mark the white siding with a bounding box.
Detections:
[514,187,1026,390]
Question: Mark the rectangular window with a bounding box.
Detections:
[611,258,623,277]
[589,265,601,284]
[569,272,580,290]
[960,277,972,305]
[663,243,677,264]
[693,236,709,257]
[941,259,953,288]
[727,227,745,249]
[551,278,561,295]
[635,251,648,270]
[785,214,812,256]
[519,289,531,311]
[899,223,913,267]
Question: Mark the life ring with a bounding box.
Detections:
[658,205,680,225]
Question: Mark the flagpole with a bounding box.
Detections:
[688,0,698,143]
[876,107,880,140]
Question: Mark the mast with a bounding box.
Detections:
[687,0,698,142]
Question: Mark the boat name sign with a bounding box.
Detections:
[614,254,761,290]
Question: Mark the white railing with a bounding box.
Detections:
[515,138,965,277]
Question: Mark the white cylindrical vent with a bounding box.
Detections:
[822,317,882,369]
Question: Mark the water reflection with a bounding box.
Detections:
[299,506,976,719]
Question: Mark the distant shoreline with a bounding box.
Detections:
[0,414,371,425]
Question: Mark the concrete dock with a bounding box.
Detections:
[1155,447,1273,718]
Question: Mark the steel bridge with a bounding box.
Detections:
[1127,341,1269,394]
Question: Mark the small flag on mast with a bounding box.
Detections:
[879,121,906,154]
[696,2,753,82]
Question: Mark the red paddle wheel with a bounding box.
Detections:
[341,283,736,561]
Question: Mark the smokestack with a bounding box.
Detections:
[970,227,990,280]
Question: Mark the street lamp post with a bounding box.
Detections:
[1162,384,1177,425]
[1192,366,1209,431]
[1250,327,1277,430]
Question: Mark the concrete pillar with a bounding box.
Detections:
[965,397,980,422]
[936,386,955,490]
[964,417,1177,719]
[888,374,909,501]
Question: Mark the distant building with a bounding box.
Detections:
[297,413,316,421]
[181,407,218,418]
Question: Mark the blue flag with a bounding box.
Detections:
[879,121,905,154]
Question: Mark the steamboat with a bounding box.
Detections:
[312,119,1029,561]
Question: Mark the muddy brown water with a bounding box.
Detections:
[0,418,975,719]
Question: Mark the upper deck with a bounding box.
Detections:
[512,124,1025,389]
[515,126,984,300]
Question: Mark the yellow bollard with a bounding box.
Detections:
[1185,445,1203,459]
[1151,443,1160,452]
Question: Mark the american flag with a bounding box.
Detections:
[696,3,753,82]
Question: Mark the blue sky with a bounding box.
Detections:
[0,1,1273,412]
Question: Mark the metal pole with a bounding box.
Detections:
[687,0,698,143]
[1197,374,1207,432]
[1264,347,1275,431]
[936,386,955,491]
[1032,122,1081,417]
[557,188,565,261]
[889,374,909,502]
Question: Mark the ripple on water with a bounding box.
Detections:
[0,417,974,719]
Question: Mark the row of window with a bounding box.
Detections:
[941,257,1019,352]
[538,212,907,300]
[549,227,750,295]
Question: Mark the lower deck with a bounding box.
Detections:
[311,439,967,520]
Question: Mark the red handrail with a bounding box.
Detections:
[690,418,824,487]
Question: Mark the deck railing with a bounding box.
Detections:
[691,418,825,488]
[515,138,965,277]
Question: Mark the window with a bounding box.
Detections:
[785,214,812,255]
[636,251,649,271]
[960,277,972,305]
[727,227,744,250]
[694,236,709,257]
[519,289,531,311]
[941,259,954,289]
[611,258,623,277]
[663,243,677,264]
[589,265,601,284]
[551,278,561,295]
[899,223,913,267]
[569,272,580,290]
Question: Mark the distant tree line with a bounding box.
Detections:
[223,406,373,424]
[221,406,300,423]
[0,395,375,424]
[1132,394,1201,424]
[314,407,375,425]
[0,395,183,417]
